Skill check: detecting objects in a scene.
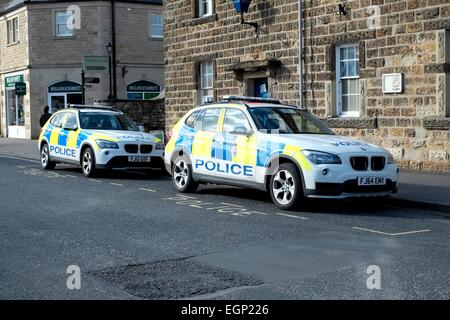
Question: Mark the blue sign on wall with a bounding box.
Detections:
[233,0,253,13]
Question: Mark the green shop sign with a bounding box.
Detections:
[127,81,160,93]
[15,82,26,96]
[5,75,24,88]
[48,81,82,93]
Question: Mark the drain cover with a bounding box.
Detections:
[91,258,261,299]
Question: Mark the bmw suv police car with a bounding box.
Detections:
[164,96,399,210]
[38,105,165,177]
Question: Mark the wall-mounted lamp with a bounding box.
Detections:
[233,0,259,38]
[122,66,128,78]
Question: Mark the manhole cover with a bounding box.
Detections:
[91,258,261,299]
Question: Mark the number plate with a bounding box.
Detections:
[128,156,151,162]
[358,177,386,186]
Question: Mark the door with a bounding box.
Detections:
[6,88,25,138]
[253,78,269,98]
[57,112,79,161]
[47,112,66,159]
[190,108,222,177]
[218,108,258,181]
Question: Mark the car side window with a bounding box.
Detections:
[223,109,251,134]
[50,112,65,128]
[200,108,221,132]
[185,110,201,128]
[64,113,78,129]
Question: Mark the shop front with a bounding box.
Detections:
[5,74,25,139]
[126,80,161,100]
[47,81,82,112]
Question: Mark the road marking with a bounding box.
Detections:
[139,187,156,192]
[353,227,431,236]
[274,212,309,220]
[0,154,40,163]
[64,174,77,178]
[89,179,102,183]
[110,183,123,187]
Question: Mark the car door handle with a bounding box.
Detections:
[214,138,226,143]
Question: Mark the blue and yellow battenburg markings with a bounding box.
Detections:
[168,118,312,177]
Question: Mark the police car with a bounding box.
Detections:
[38,105,165,177]
[164,96,398,210]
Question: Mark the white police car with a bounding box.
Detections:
[38,105,165,177]
[164,96,398,210]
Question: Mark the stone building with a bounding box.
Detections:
[0,0,164,139]
[164,0,450,172]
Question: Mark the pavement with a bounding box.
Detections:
[1,137,449,213]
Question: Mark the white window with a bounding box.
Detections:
[150,13,163,38]
[199,61,214,104]
[7,17,19,44]
[198,0,213,17]
[336,44,360,117]
[55,11,74,37]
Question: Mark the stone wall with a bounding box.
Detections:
[164,0,450,172]
[164,0,301,128]
[99,99,166,132]
[303,0,450,172]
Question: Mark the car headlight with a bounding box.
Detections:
[387,153,395,164]
[302,150,342,165]
[155,142,165,150]
[96,139,119,149]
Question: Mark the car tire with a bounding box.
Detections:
[171,154,198,193]
[81,147,97,178]
[40,143,56,170]
[269,163,303,210]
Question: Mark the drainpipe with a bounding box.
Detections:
[298,0,303,108]
[111,0,117,100]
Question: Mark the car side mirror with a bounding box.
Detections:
[63,123,78,131]
[230,126,253,137]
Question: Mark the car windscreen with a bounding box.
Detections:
[248,107,334,135]
[79,112,139,131]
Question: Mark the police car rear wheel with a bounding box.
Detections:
[270,163,302,210]
[172,156,198,192]
[41,143,56,170]
[82,148,97,177]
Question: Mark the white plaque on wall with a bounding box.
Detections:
[382,73,403,93]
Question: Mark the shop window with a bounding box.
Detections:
[7,17,19,44]
[336,44,360,117]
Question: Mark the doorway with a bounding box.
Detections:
[247,77,269,98]
[6,88,25,138]
[47,81,82,112]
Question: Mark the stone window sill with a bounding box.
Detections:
[53,36,76,40]
[423,117,450,130]
[190,14,217,26]
[6,41,20,47]
[323,117,377,129]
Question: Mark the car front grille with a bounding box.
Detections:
[371,156,385,171]
[140,144,153,154]
[124,144,138,153]
[350,157,368,171]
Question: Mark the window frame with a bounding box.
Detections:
[54,10,74,38]
[198,61,214,104]
[7,17,19,45]
[199,108,221,132]
[336,43,360,117]
[149,12,163,39]
[198,0,213,18]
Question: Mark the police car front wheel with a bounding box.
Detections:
[40,143,56,170]
[81,147,97,177]
[172,155,198,192]
[270,163,303,210]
